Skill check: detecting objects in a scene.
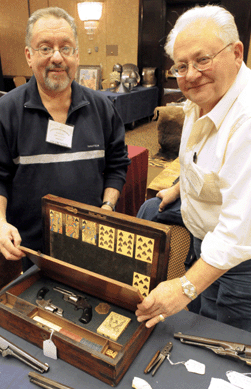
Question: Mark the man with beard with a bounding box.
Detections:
[0,7,130,270]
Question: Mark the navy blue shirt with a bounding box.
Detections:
[0,76,130,251]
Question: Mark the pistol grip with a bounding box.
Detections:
[37,287,49,300]
[79,307,92,324]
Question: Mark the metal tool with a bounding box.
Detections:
[36,287,63,317]
[144,341,173,376]
[53,286,92,324]
[174,332,251,366]
[0,335,49,373]
[28,371,75,389]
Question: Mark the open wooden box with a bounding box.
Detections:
[0,194,172,386]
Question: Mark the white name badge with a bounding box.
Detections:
[46,119,74,149]
[186,165,204,196]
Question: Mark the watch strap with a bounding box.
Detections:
[101,201,116,211]
[180,275,197,300]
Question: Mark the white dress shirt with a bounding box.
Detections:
[179,62,251,270]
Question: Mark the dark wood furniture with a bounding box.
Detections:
[1,305,251,389]
[0,195,173,386]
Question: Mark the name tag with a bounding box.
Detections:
[46,120,74,149]
[186,165,204,196]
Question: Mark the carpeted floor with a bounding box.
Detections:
[125,119,173,167]
[125,119,159,158]
[125,118,171,186]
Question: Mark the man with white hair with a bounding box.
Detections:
[136,4,251,331]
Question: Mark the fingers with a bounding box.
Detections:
[11,226,22,244]
[156,191,161,199]
[135,279,189,328]
[136,310,166,328]
[136,293,162,327]
[158,200,165,212]
[159,314,165,322]
[156,189,172,212]
[156,194,166,212]
[146,315,166,328]
[136,293,155,313]
[0,243,24,260]
[0,223,24,260]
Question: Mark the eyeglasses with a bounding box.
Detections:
[31,46,78,58]
[170,43,233,78]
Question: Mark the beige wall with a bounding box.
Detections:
[0,0,139,82]
[0,0,31,77]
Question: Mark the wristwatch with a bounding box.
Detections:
[180,275,197,300]
[101,201,116,211]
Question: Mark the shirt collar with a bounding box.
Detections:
[183,62,249,130]
[24,76,89,113]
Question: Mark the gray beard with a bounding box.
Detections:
[44,66,71,91]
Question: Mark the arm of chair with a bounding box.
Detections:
[146,157,192,284]
[147,158,180,199]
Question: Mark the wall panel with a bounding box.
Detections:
[76,0,139,82]
[29,0,49,15]
[0,0,139,85]
[0,0,31,77]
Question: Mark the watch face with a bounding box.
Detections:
[181,277,197,299]
[184,284,196,296]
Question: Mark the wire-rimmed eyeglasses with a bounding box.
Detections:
[30,46,78,58]
[169,43,233,78]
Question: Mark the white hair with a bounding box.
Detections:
[165,5,240,59]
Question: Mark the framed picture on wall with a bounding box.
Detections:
[76,65,101,90]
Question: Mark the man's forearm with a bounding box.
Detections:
[186,257,227,295]
[101,188,120,210]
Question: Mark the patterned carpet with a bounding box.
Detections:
[125,119,173,168]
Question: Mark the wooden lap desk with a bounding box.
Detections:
[0,276,250,389]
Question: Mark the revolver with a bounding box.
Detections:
[174,332,251,366]
[53,286,92,324]
[0,335,49,373]
[36,287,63,316]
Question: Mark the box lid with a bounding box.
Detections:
[21,246,143,311]
[37,194,171,311]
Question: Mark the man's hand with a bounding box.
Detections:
[156,183,180,213]
[135,278,190,328]
[136,258,228,328]
[0,220,25,260]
